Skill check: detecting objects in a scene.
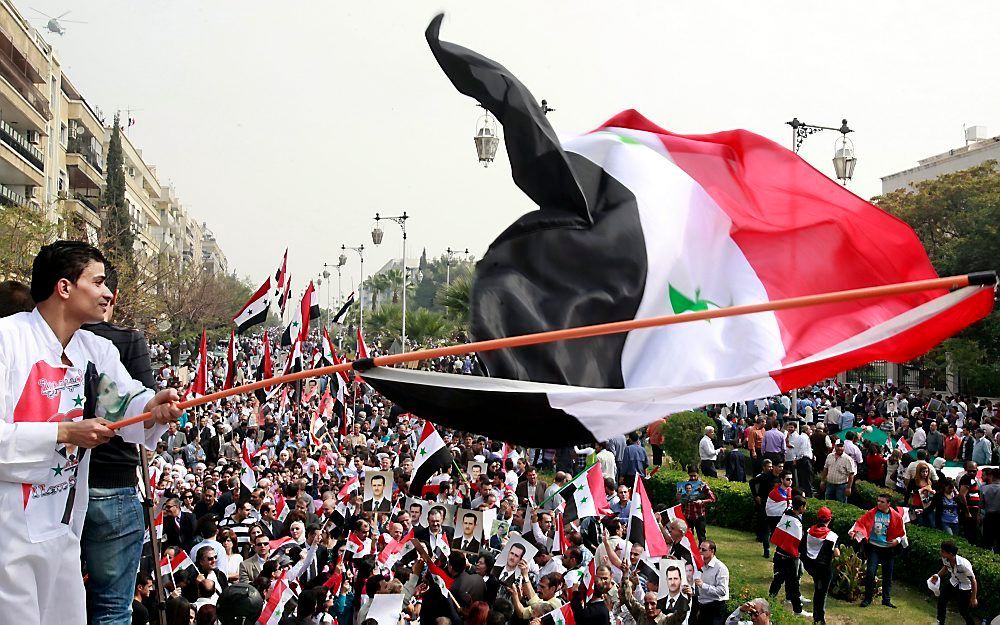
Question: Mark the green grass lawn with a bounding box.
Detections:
[711,525,965,624]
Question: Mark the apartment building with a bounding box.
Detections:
[0,0,228,273]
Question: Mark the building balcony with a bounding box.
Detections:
[71,192,99,213]
[66,152,103,191]
[0,118,43,171]
[65,197,102,229]
[0,27,50,123]
[0,182,26,206]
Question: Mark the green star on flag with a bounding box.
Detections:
[783,520,792,529]
[51,464,64,476]
[72,395,84,407]
[668,284,719,315]
[419,447,427,456]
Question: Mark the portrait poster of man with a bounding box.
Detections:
[467,460,487,484]
[657,558,691,618]
[362,470,393,513]
[428,502,457,530]
[492,533,538,587]
[454,508,484,554]
[406,497,431,528]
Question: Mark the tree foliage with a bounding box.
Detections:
[437,276,472,329]
[0,203,61,282]
[874,161,1000,394]
[659,410,715,470]
[101,113,133,268]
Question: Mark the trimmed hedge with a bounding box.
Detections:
[649,470,1000,620]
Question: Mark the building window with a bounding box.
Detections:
[59,123,68,147]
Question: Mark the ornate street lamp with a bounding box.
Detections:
[341,244,365,335]
[786,117,856,184]
[474,105,500,167]
[445,246,469,285]
[372,211,410,350]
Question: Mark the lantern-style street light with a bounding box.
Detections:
[786,117,856,184]
[372,211,410,350]
[444,246,469,285]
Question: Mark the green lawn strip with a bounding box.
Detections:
[710,524,960,624]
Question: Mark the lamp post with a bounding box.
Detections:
[341,244,365,337]
[372,211,409,350]
[444,246,469,285]
[323,253,348,312]
[786,118,857,184]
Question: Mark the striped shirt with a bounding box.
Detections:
[218,517,254,554]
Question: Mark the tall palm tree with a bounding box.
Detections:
[437,276,471,329]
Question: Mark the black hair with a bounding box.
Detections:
[30,240,107,303]
[0,280,33,317]
[941,540,959,555]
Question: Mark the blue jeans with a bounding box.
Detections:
[864,544,895,604]
[82,487,145,625]
[941,521,959,536]
[824,482,848,503]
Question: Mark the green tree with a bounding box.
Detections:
[874,161,1000,394]
[660,411,715,470]
[0,203,61,281]
[437,276,472,329]
[100,113,133,268]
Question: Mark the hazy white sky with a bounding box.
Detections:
[27,1,1000,299]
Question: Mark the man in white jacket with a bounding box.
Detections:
[0,241,181,624]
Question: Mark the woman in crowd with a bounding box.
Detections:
[905,461,937,528]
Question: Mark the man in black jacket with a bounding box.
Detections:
[80,265,160,625]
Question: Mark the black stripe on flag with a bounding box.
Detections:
[361,367,595,446]
[409,446,453,495]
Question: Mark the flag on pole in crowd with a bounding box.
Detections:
[183,329,208,400]
[553,512,569,555]
[274,248,288,293]
[345,531,374,558]
[428,561,454,594]
[222,329,236,391]
[278,275,292,317]
[541,603,576,625]
[240,440,257,495]
[273,493,289,522]
[359,15,995,447]
[234,276,271,335]
[159,550,194,578]
[338,476,360,503]
[144,509,163,544]
[770,510,803,557]
[378,528,416,567]
[894,436,914,453]
[332,292,355,324]
[307,280,321,321]
[559,463,612,523]
[258,572,295,625]
[318,327,335,367]
[357,328,370,359]
[626,476,669,558]
[254,336,274,403]
[410,422,454,496]
[281,283,314,347]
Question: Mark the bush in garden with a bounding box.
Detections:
[660,411,715,471]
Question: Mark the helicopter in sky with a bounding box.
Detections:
[29,9,86,36]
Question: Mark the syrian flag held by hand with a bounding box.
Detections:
[895,436,914,453]
[428,561,454,594]
[259,572,295,625]
[541,603,576,625]
[240,440,257,496]
[274,248,287,293]
[410,422,454,496]
[626,475,669,558]
[278,274,292,317]
[357,328,370,359]
[160,550,194,579]
[378,528,415,567]
[234,276,271,334]
[254,337,274,403]
[561,463,613,523]
[360,15,995,447]
[770,511,803,557]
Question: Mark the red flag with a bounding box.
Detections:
[378,528,416,566]
[183,329,208,399]
[223,328,236,391]
[357,328,369,359]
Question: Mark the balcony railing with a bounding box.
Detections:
[74,193,99,213]
[0,182,26,207]
[0,119,43,171]
[67,136,104,174]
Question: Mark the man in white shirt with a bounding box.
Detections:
[697,540,731,623]
[932,540,977,625]
[595,441,617,482]
[0,242,180,625]
[699,426,721,478]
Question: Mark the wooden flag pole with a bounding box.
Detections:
[109,272,994,431]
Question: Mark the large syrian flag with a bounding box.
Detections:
[182,329,208,400]
[359,15,996,447]
[559,463,612,523]
[332,292,355,324]
[410,421,453,495]
[233,276,271,334]
[541,604,576,625]
[625,475,669,558]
